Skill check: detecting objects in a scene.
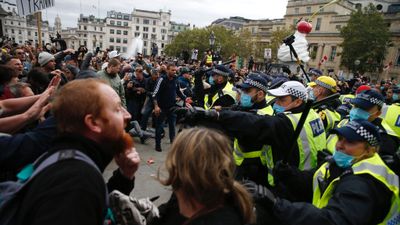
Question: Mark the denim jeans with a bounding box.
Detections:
[155,108,176,149]
[140,96,154,130]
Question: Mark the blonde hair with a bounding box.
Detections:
[159,128,255,224]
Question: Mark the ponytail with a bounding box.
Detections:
[231,181,256,224]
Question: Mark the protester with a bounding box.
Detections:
[155,128,255,225]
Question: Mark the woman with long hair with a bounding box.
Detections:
[155,127,255,225]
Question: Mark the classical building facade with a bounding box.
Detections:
[168,21,191,43]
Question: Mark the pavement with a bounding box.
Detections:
[103,130,173,206]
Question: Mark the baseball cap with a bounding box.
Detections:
[237,73,268,93]
[351,90,385,110]
[309,76,337,93]
[308,68,322,77]
[212,65,231,77]
[331,120,381,146]
[355,85,371,95]
[268,81,307,101]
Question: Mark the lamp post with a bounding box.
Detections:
[209,31,215,51]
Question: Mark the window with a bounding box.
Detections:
[123,31,128,35]
[315,18,322,31]
[18,22,20,26]
[116,46,121,52]
[117,30,121,35]
[123,38,128,44]
[153,20,156,25]
[18,30,22,35]
[122,47,127,53]
[143,33,148,39]
[136,26,139,31]
[152,27,156,33]
[336,25,341,30]
[329,46,337,61]
[116,38,121,43]
[135,32,140,37]
[110,20,115,25]
[109,45,114,50]
[111,14,116,18]
[319,6,324,12]
[151,34,156,40]
[143,48,147,55]
[100,27,103,31]
[295,8,299,14]
[100,42,103,48]
[161,29,167,34]
[117,21,121,26]
[35,32,38,36]
[124,15,129,20]
[42,33,44,37]
[28,31,31,35]
[143,19,149,24]
[117,14,122,19]
[110,29,115,34]
[161,43,164,48]
[136,18,140,23]
[10,21,13,25]
[84,41,87,46]
[93,34,96,38]
[293,19,297,25]
[143,27,149,32]
[123,22,128,26]
[162,35,165,41]
[84,26,87,30]
[110,37,114,42]
[94,27,97,31]
[144,41,147,47]
[306,7,311,13]
[11,29,14,34]
[100,35,103,39]
[163,22,166,26]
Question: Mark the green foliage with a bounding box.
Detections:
[269,28,293,61]
[164,26,252,60]
[340,4,390,73]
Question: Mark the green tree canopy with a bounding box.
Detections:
[340,4,390,73]
[164,26,252,61]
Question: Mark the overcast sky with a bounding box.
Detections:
[20,0,289,28]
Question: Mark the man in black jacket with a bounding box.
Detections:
[15,79,140,225]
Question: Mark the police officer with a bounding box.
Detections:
[232,74,274,186]
[193,65,237,110]
[308,76,341,132]
[308,68,322,82]
[381,102,400,138]
[196,81,326,187]
[246,120,399,225]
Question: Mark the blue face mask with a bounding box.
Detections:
[393,94,399,101]
[240,93,253,108]
[333,149,354,168]
[273,103,285,114]
[349,108,370,121]
[208,76,215,85]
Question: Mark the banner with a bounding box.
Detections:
[17,0,55,16]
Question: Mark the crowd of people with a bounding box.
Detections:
[0,39,399,225]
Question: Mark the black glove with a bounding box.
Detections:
[273,161,298,184]
[242,180,276,209]
[171,107,188,116]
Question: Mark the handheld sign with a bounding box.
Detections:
[17,0,55,17]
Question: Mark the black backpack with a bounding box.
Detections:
[0,149,110,225]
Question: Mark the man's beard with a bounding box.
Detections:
[101,131,133,157]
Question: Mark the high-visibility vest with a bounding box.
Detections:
[206,55,213,65]
[319,108,341,132]
[312,153,400,225]
[339,94,355,104]
[233,105,274,167]
[326,118,349,153]
[381,103,400,138]
[263,110,327,186]
[204,82,237,110]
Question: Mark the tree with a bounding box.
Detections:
[340,4,390,73]
[164,26,252,61]
[269,28,293,61]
